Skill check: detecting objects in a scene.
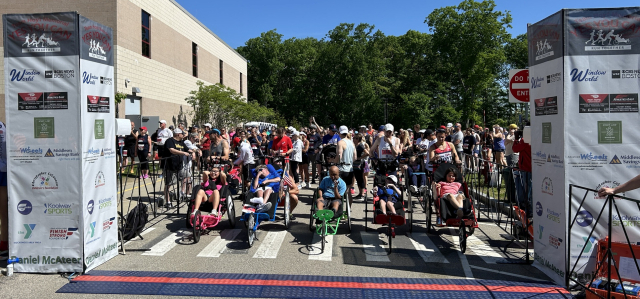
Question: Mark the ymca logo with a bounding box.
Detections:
[538,225,544,240]
[580,236,597,253]
[88,221,96,238]
[21,224,36,239]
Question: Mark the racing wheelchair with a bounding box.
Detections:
[365,157,413,253]
[426,162,478,253]
[185,184,236,244]
[239,157,292,247]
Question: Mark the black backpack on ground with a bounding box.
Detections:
[122,203,149,241]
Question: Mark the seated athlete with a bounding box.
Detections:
[375,175,402,215]
[192,167,226,216]
[316,166,347,216]
[250,164,280,212]
[403,156,426,194]
[435,167,466,219]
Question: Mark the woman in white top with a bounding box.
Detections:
[290,131,304,187]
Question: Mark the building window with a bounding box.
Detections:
[192,42,198,77]
[240,73,243,95]
[141,10,151,58]
[219,60,224,84]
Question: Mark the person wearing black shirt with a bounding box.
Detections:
[162,128,192,207]
[307,127,321,184]
[462,128,477,172]
[122,121,138,175]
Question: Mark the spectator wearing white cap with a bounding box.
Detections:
[337,125,357,205]
[290,131,303,187]
[370,123,400,164]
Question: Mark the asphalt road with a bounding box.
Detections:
[0,174,551,299]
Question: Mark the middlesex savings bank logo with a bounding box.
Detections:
[82,24,111,61]
[31,172,59,190]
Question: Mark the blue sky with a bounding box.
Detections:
[175,0,640,49]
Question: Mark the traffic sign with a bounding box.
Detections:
[509,69,529,103]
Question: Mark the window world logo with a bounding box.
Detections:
[82,72,98,84]
[531,76,544,89]
[570,69,606,82]
[10,69,40,82]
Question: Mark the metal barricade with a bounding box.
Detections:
[459,152,532,263]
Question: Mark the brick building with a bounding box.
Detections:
[1,0,247,128]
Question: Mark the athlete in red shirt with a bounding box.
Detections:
[271,127,293,156]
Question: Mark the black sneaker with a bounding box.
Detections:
[289,213,296,220]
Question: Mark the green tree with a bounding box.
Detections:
[425,0,512,126]
[185,81,278,129]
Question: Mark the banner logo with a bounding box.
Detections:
[17,200,33,215]
[610,155,622,164]
[570,69,605,82]
[44,149,55,157]
[87,200,95,215]
[45,69,74,79]
[531,76,544,89]
[22,224,36,239]
[580,236,597,253]
[21,33,61,53]
[535,39,554,60]
[576,210,594,227]
[538,225,544,239]
[49,227,77,240]
[95,171,105,188]
[546,73,561,84]
[10,69,40,82]
[547,209,561,223]
[612,69,640,79]
[536,202,543,217]
[549,234,563,249]
[31,172,58,190]
[82,72,98,85]
[595,180,623,199]
[102,217,115,231]
[88,222,96,238]
[99,197,114,210]
[88,40,107,61]
[44,203,72,215]
[542,177,553,195]
[585,29,631,51]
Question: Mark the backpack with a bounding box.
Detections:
[122,203,149,241]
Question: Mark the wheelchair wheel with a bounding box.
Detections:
[284,191,290,229]
[192,210,201,244]
[186,201,195,228]
[425,196,432,234]
[419,187,428,213]
[309,190,317,232]
[346,199,352,233]
[247,215,256,248]
[459,220,467,253]
[226,194,236,228]
[320,223,326,252]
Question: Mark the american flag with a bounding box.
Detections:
[282,167,295,188]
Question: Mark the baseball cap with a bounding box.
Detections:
[419,129,426,134]
[378,125,385,131]
[446,123,453,128]
[474,125,480,129]
[293,131,300,136]
[509,124,519,130]
[360,125,366,128]
[174,128,183,134]
[339,125,349,134]
[211,129,221,135]
[140,126,147,131]
[384,124,394,132]
[439,125,446,129]
[300,131,306,136]
[159,120,167,124]
[169,125,175,130]
[425,129,434,135]
[329,124,338,132]
[204,123,211,128]
[387,175,398,184]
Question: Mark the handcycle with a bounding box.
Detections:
[238,157,292,247]
[426,162,478,253]
[308,187,350,253]
[365,157,413,253]
[186,184,236,244]
[403,151,429,213]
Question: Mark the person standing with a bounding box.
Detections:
[122,121,139,174]
[353,133,370,201]
[307,127,321,184]
[462,128,477,171]
[290,131,303,188]
[451,123,464,156]
[200,123,212,169]
[505,124,519,167]
[338,126,356,206]
[234,132,256,190]
[299,132,310,188]
[163,128,192,207]
[156,120,172,171]
[137,126,152,179]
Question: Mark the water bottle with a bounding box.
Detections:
[6,258,19,276]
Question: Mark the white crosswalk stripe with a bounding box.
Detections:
[124,227,155,245]
[360,231,390,262]
[197,229,242,258]
[408,233,449,263]
[253,231,287,259]
[308,234,333,261]
[466,235,508,263]
[142,229,187,256]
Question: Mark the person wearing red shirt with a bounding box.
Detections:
[512,134,531,216]
[201,123,213,165]
[271,127,293,157]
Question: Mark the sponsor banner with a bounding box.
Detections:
[566,8,640,56]
[564,8,640,285]
[534,96,558,116]
[3,12,78,57]
[79,16,117,272]
[528,11,563,66]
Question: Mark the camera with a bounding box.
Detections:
[514,130,523,140]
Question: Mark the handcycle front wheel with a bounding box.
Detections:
[247,214,256,248]
[226,194,236,228]
[320,221,326,252]
[192,210,201,244]
[387,224,394,254]
[459,220,467,253]
[284,191,290,229]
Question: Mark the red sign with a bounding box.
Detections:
[509,69,529,103]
